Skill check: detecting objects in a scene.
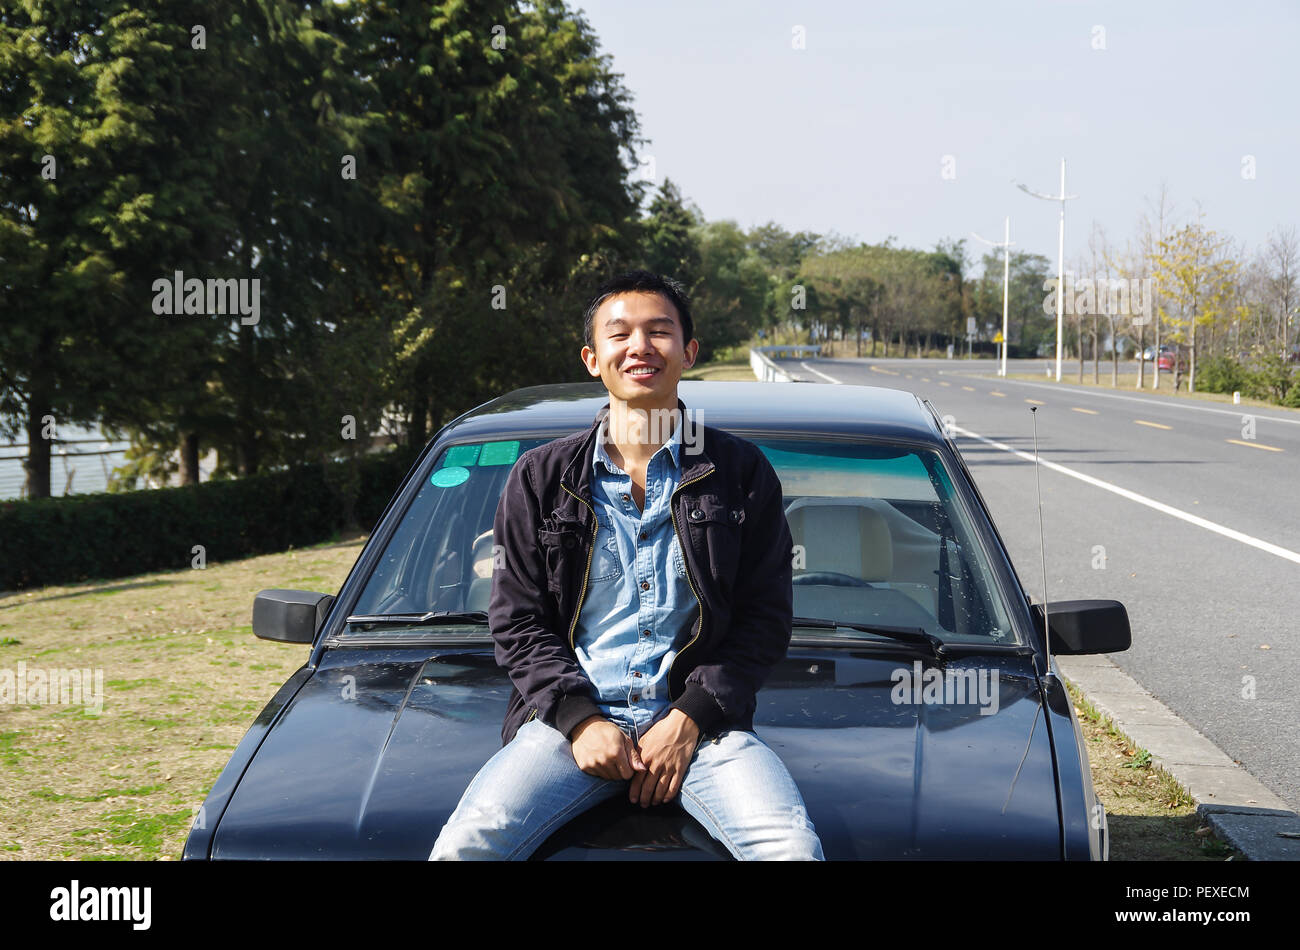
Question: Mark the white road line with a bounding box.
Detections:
[951,424,1300,566]
[951,374,1300,426]
[800,361,842,384]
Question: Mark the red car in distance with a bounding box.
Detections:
[1156,344,1188,372]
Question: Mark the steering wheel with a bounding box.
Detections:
[793,571,874,588]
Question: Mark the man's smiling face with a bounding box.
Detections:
[581,291,699,408]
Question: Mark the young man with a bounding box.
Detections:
[430,270,823,860]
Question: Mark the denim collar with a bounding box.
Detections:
[559,398,712,511]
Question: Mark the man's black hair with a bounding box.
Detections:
[582,270,694,349]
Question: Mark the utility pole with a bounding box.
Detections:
[1017,159,1078,381]
[972,217,1015,377]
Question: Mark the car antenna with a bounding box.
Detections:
[1030,406,1054,682]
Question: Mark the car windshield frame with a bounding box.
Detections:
[318,425,1036,655]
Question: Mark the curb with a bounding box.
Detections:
[1057,653,1300,860]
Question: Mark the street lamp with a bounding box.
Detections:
[1016,158,1078,382]
[972,217,1015,377]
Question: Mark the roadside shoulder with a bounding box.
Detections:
[1059,654,1300,860]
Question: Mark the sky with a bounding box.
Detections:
[571,0,1299,271]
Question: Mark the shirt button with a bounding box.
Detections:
[640,580,649,591]
[639,531,647,540]
[642,630,651,637]
[631,694,640,702]
[690,509,704,521]
[621,493,630,502]
[632,671,642,678]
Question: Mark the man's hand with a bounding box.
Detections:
[629,709,700,807]
[570,716,645,780]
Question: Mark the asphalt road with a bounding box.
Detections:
[775,355,1300,811]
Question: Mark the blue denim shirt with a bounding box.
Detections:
[572,415,696,739]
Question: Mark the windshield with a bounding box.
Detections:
[348,434,1016,646]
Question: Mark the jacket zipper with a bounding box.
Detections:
[559,484,598,651]
[666,469,714,700]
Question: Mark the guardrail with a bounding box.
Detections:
[749,344,825,382]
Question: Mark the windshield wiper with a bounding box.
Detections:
[344,610,489,627]
[792,616,949,659]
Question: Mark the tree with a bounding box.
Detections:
[971,250,1051,356]
[0,2,236,496]
[640,178,702,289]
[345,0,644,445]
[744,222,820,332]
[1151,217,1242,392]
[1136,184,1177,390]
[689,220,769,360]
[929,238,969,348]
[1265,226,1298,357]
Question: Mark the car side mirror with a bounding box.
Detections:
[253,589,335,644]
[1029,599,1131,655]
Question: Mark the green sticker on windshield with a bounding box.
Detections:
[478,440,520,466]
[430,466,470,487]
[443,444,481,467]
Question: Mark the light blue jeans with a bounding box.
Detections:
[430,718,824,860]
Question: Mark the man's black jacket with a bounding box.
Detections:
[490,398,794,745]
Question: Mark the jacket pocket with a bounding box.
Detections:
[538,524,583,595]
[682,494,744,585]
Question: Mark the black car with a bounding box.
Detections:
[183,380,1130,860]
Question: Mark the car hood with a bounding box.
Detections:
[208,644,1061,859]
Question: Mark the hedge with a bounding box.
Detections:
[0,447,420,592]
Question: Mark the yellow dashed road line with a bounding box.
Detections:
[1134,419,1171,430]
[1226,438,1283,452]
[1025,399,1045,405]
[990,391,1006,397]
[961,385,975,392]
[1071,407,1098,415]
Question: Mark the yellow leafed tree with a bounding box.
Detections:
[1151,221,1242,392]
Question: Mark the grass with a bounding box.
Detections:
[1064,679,1239,860]
[682,358,755,381]
[0,535,365,860]
[1003,369,1300,413]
